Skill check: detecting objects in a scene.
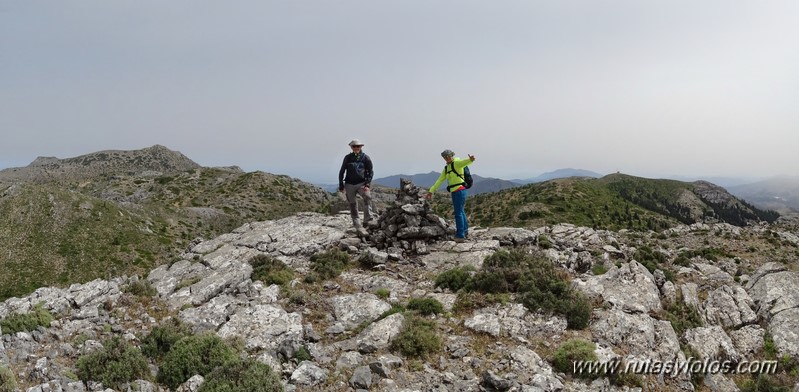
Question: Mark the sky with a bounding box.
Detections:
[1,1,798,184]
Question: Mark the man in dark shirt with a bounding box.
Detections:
[338,139,374,233]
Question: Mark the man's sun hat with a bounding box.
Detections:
[349,139,364,147]
[441,149,455,158]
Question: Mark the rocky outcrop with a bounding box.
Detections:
[702,285,757,328]
[329,293,391,331]
[684,326,741,361]
[591,309,681,364]
[464,303,568,339]
[746,262,799,358]
[576,261,662,313]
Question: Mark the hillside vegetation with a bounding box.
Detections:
[0,147,334,301]
[0,146,780,301]
[461,174,778,231]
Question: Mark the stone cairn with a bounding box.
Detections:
[366,178,453,254]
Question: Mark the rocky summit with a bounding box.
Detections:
[1,184,799,392]
[0,145,201,185]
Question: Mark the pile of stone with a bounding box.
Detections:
[366,179,453,254]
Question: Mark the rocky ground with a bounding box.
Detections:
[2,185,799,391]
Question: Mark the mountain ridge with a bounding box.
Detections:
[464,173,779,231]
[0,146,335,301]
[0,144,201,185]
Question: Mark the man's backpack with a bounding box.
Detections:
[447,162,473,190]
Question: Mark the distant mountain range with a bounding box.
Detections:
[362,169,797,214]
[511,168,604,184]
[371,168,602,195]
[727,176,799,214]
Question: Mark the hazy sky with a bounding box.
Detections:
[2,1,798,183]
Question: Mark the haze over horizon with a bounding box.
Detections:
[2,1,798,184]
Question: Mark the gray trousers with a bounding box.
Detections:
[344,182,373,226]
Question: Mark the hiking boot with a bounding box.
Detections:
[356,227,369,236]
[364,220,378,229]
[453,237,466,243]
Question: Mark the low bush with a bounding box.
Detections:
[763,332,778,359]
[739,374,793,392]
[0,303,54,334]
[552,339,598,378]
[390,316,442,359]
[591,264,608,275]
[659,296,703,336]
[452,292,511,315]
[140,318,193,359]
[157,333,238,390]
[295,346,312,362]
[197,358,283,392]
[472,249,592,329]
[125,279,158,297]
[249,254,294,286]
[537,235,554,249]
[379,304,406,319]
[76,336,150,390]
[434,267,474,292]
[374,288,390,299]
[306,249,350,282]
[407,298,444,315]
[634,245,669,274]
[0,365,16,392]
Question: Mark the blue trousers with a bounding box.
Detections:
[451,189,468,238]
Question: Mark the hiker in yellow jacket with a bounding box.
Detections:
[425,149,476,242]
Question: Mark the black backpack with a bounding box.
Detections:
[447,162,473,190]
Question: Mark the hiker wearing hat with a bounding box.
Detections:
[338,139,375,233]
[425,150,476,243]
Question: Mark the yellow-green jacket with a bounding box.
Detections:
[429,158,473,193]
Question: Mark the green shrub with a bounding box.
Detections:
[379,304,406,319]
[140,318,193,359]
[558,292,592,330]
[537,235,554,249]
[125,279,157,297]
[374,288,390,299]
[407,298,444,315]
[390,316,442,359]
[591,264,608,275]
[434,267,474,292]
[471,249,592,329]
[307,249,350,281]
[739,374,793,392]
[295,346,312,362]
[676,247,734,265]
[634,245,668,274]
[157,333,238,390]
[76,336,150,390]
[197,358,283,392]
[249,254,294,286]
[0,365,16,392]
[0,303,54,334]
[552,339,598,377]
[659,297,703,336]
[763,333,778,360]
[451,292,511,315]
